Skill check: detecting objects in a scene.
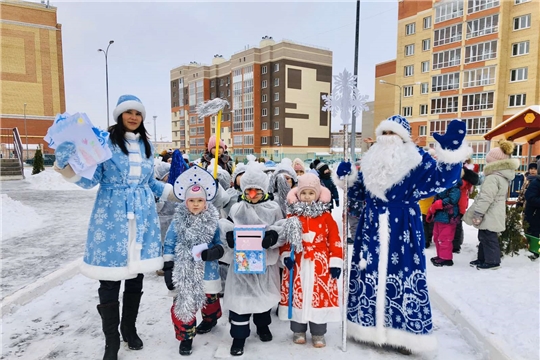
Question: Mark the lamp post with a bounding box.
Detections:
[23,103,29,160]
[98,40,114,128]
[153,115,157,146]
[379,79,402,115]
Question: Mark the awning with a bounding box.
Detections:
[484,105,540,144]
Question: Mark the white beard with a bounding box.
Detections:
[361,135,422,201]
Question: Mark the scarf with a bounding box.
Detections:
[283,201,331,254]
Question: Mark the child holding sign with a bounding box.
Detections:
[163,166,225,356]
[279,173,343,348]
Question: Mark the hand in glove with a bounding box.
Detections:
[330,267,341,279]
[336,162,352,177]
[430,199,444,212]
[261,230,279,249]
[201,245,225,262]
[433,119,466,151]
[163,261,175,290]
[54,141,77,168]
[335,199,340,208]
[191,243,209,261]
[472,211,484,226]
[226,231,234,248]
[283,257,294,270]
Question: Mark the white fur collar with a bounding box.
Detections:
[124,132,140,141]
[361,141,422,201]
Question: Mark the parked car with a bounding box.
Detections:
[25,154,56,166]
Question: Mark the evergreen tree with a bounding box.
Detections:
[235,157,239,165]
[499,205,529,256]
[32,147,45,175]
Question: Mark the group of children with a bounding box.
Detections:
[158,142,343,357]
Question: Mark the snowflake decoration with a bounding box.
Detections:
[321,68,369,125]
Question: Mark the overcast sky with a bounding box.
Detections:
[37,0,398,140]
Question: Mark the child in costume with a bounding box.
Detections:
[219,164,285,356]
[279,173,343,348]
[268,158,298,218]
[163,166,225,356]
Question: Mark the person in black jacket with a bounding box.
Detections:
[316,162,339,210]
[524,175,540,259]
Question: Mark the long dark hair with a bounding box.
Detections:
[108,115,152,158]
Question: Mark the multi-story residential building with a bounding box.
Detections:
[170,37,333,161]
[369,0,540,159]
[0,0,66,158]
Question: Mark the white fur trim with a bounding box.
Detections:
[204,278,222,294]
[375,119,411,142]
[329,257,343,268]
[359,257,367,270]
[163,254,174,262]
[347,321,438,353]
[332,165,358,190]
[161,183,173,202]
[80,258,163,281]
[434,141,473,164]
[113,100,146,121]
[376,211,390,342]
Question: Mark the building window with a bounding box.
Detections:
[234,135,243,145]
[262,80,268,88]
[262,108,267,117]
[464,40,497,63]
[515,0,531,4]
[274,136,280,144]
[262,122,267,130]
[404,65,414,77]
[467,0,499,14]
[274,78,280,87]
[274,107,279,115]
[219,79,224,86]
[261,136,268,145]
[210,92,215,99]
[421,82,429,94]
[274,121,279,130]
[513,14,531,30]
[435,1,463,24]
[244,135,254,145]
[434,24,463,47]
[422,39,431,51]
[431,96,459,114]
[262,94,267,103]
[210,80,215,88]
[421,61,430,73]
[403,86,414,97]
[509,94,527,107]
[227,89,231,97]
[423,16,432,29]
[463,117,493,135]
[402,107,413,117]
[420,105,428,116]
[405,44,415,56]
[419,125,427,135]
[432,48,461,69]
[274,64,279,72]
[512,41,530,56]
[463,66,496,87]
[262,66,267,74]
[510,67,528,82]
[466,14,499,39]
[405,22,415,35]
[431,72,459,92]
[190,128,197,135]
[220,91,224,98]
[274,92,279,101]
[429,120,452,136]
[462,92,495,111]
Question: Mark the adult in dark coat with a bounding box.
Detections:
[524,176,540,238]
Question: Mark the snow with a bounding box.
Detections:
[1,175,538,360]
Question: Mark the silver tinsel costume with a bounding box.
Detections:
[172,203,219,322]
[283,201,332,253]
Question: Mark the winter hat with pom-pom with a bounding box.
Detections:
[287,173,331,204]
[113,94,146,121]
[375,114,411,142]
[292,158,305,172]
[240,163,269,193]
[207,135,226,153]
[486,140,515,163]
[167,149,188,185]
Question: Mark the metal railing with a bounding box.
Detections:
[0,127,25,178]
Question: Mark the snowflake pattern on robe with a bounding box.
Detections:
[347,150,462,351]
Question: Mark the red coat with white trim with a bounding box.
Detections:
[278,205,343,324]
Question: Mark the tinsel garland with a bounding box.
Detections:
[284,201,331,254]
[172,203,219,322]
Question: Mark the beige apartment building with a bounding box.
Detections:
[369,0,540,158]
[170,37,333,161]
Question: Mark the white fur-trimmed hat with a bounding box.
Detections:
[375,114,411,142]
[113,94,146,121]
[240,164,269,193]
[173,166,217,201]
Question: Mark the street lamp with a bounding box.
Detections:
[379,79,402,115]
[23,103,29,160]
[98,40,114,128]
[153,115,157,144]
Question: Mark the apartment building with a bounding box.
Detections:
[0,0,66,156]
[370,0,540,158]
[170,37,333,160]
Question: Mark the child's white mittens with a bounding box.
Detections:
[191,243,209,261]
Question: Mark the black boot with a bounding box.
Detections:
[179,339,193,356]
[120,292,144,350]
[97,302,121,360]
[256,325,273,342]
[230,338,245,356]
[196,319,217,334]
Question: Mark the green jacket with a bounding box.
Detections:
[463,158,520,232]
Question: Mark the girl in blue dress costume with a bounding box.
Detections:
[54,95,179,360]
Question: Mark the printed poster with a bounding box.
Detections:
[233,225,266,274]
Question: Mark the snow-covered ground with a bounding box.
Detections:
[1,169,538,359]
